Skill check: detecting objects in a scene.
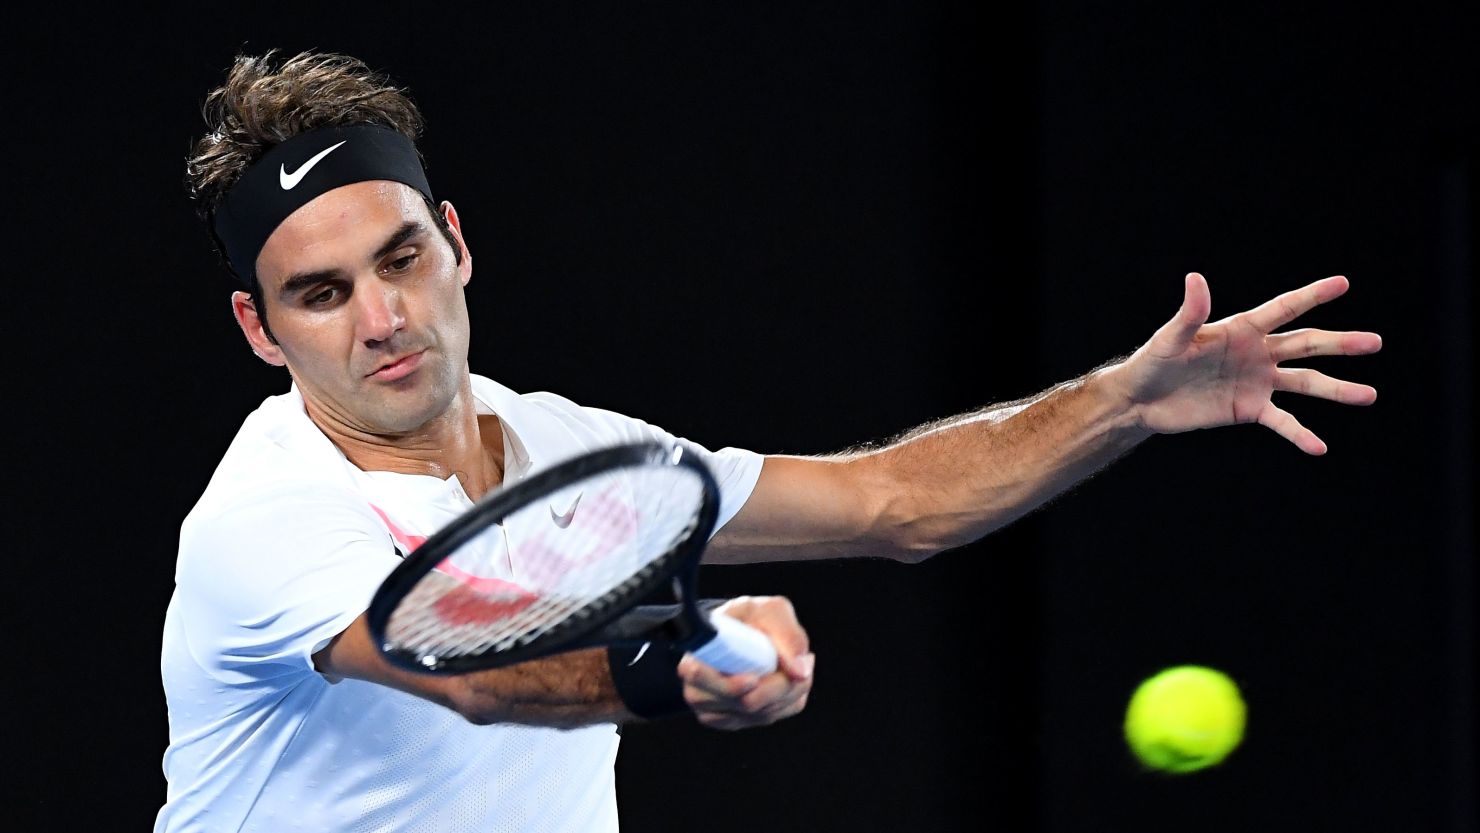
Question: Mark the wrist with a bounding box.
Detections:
[608,641,690,721]
[1086,362,1155,440]
[605,599,728,721]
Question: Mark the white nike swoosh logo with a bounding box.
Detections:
[279,140,347,190]
[550,492,582,528]
[627,642,651,666]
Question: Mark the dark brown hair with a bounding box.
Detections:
[185,50,461,339]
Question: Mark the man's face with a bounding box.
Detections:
[241,181,473,435]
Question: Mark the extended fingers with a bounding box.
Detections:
[1257,403,1328,455]
[1267,328,1383,361]
[1245,276,1349,333]
[1274,368,1378,405]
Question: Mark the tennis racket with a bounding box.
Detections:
[367,440,777,676]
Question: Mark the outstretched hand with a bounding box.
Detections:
[1104,273,1381,454]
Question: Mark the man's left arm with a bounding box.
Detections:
[706,273,1382,565]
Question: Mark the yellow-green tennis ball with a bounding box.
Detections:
[1124,665,1245,773]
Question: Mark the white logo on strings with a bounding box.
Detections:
[550,492,582,529]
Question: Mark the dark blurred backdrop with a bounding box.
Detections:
[4,2,1473,831]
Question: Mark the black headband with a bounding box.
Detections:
[211,125,434,285]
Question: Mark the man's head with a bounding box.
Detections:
[186,51,475,435]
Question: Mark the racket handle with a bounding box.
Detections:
[691,610,780,675]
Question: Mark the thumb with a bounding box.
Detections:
[1153,272,1211,353]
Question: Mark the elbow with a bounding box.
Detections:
[869,473,988,563]
[882,527,948,564]
[871,493,952,564]
[447,678,505,726]
[460,710,502,727]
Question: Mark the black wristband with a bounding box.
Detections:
[606,600,728,720]
[608,639,690,720]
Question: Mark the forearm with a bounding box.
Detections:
[867,363,1150,557]
[322,606,794,730]
[316,616,639,729]
[449,648,633,728]
[711,363,1151,565]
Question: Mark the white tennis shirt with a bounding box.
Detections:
[155,374,763,833]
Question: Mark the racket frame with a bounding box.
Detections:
[368,441,721,674]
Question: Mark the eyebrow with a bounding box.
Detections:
[276,221,428,299]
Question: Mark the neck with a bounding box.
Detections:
[300,378,506,499]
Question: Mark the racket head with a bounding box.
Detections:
[367,441,720,674]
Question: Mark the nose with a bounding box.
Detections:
[355,279,406,346]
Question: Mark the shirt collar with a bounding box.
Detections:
[265,375,556,486]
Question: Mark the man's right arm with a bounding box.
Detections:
[313,596,815,730]
[314,613,629,728]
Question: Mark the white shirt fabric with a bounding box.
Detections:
[155,374,763,833]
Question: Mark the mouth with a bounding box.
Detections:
[367,349,427,381]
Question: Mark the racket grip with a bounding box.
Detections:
[691,610,779,675]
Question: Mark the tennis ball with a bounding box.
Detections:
[1123,665,1245,773]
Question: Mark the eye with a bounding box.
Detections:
[387,253,419,273]
[305,287,338,307]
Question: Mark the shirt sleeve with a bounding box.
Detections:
[173,481,402,685]
[525,393,764,534]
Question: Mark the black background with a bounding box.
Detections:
[5,2,1474,831]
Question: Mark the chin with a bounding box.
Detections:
[368,381,458,433]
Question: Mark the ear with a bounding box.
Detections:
[231,291,287,366]
[440,200,473,287]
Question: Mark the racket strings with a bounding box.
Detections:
[387,556,671,661]
[383,465,704,665]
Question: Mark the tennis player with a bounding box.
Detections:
[157,50,1381,832]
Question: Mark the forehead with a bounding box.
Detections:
[254,180,426,289]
